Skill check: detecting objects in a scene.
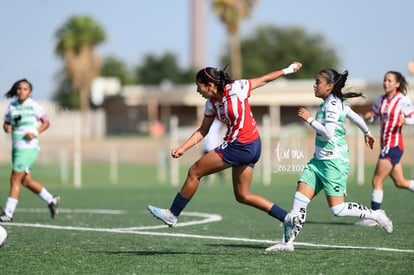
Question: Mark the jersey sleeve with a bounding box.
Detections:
[369,95,383,122]
[204,100,216,117]
[346,107,370,134]
[401,96,414,117]
[231,79,251,100]
[33,101,48,122]
[324,97,341,123]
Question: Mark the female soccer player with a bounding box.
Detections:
[266,69,393,252]
[356,71,414,227]
[0,79,59,222]
[148,62,302,236]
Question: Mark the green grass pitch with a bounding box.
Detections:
[0,163,413,274]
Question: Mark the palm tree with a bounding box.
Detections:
[55,16,106,112]
[213,0,256,79]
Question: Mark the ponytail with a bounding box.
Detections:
[319,69,364,100]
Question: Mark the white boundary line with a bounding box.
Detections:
[3,209,414,253]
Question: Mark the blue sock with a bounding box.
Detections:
[170,192,190,217]
[371,201,381,210]
[268,204,288,222]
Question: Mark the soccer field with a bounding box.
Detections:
[0,163,413,274]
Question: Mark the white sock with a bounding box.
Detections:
[408,180,414,192]
[4,197,18,218]
[291,191,310,214]
[372,189,383,203]
[38,188,53,204]
[330,202,378,220]
[290,192,311,238]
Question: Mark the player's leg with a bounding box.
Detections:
[327,195,393,233]
[390,162,414,190]
[22,173,60,219]
[148,151,229,227]
[0,170,25,222]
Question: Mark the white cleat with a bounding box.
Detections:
[265,241,294,252]
[375,210,393,234]
[148,205,177,227]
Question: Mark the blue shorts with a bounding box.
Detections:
[380,146,403,164]
[215,137,261,168]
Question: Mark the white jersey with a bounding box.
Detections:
[313,94,350,161]
[3,98,47,150]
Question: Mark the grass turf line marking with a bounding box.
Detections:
[116,211,222,230]
[4,223,413,254]
[15,208,126,215]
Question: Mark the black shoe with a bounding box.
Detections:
[48,196,60,219]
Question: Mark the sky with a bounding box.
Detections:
[1,0,414,100]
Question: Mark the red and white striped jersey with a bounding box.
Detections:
[371,91,414,149]
[204,79,259,143]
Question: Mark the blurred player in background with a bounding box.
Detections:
[266,69,393,252]
[356,71,414,227]
[202,118,225,184]
[148,62,302,242]
[0,79,59,223]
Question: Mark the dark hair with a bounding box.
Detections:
[385,71,408,95]
[318,69,364,100]
[4,78,33,98]
[195,66,232,94]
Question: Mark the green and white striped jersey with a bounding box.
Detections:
[3,98,47,150]
[313,94,350,162]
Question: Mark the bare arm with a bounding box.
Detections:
[171,116,215,158]
[25,119,50,140]
[249,62,302,90]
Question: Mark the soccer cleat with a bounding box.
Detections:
[375,210,393,234]
[148,205,177,227]
[48,196,60,219]
[283,213,299,243]
[355,219,378,227]
[265,241,294,252]
[0,213,12,223]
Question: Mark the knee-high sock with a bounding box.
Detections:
[169,192,190,217]
[289,192,310,241]
[330,202,380,220]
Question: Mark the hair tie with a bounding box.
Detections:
[204,68,220,82]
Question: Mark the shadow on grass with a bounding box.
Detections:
[305,220,356,226]
[206,243,264,250]
[107,251,201,256]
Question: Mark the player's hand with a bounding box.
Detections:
[282,62,302,75]
[25,132,37,140]
[3,123,11,133]
[364,133,375,150]
[364,112,372,121]
[171,148,184,158]
[399,114,406,125]
[298,107,311,121]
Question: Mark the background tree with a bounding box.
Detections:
[55,15,106,112]
[52,69,80,109]
[213,0,256,79]
[221,25,340,79]
[101,56,135,85]
[135,52,195,85]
